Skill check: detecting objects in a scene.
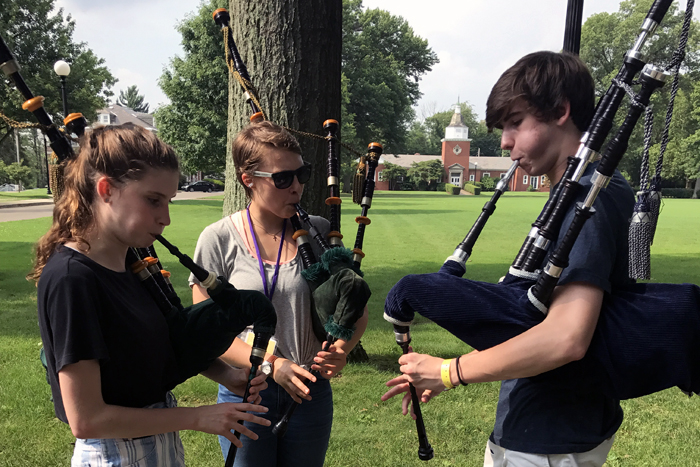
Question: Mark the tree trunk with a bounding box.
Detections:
[223,0,342,217]
[693,177,699,199]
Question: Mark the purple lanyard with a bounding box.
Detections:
[246,208,287,300]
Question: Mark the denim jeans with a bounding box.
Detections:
[218,377,333,467]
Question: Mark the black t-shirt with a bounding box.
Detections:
[37,246,179,423]
[491,163,634,454]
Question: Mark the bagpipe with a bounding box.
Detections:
[1,29,278,441]
[384,0,700,436]
[213,7,379,463]
[0,33,89,200]
[130,238,277,467]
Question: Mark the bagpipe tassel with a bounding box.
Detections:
[628,192,653,280]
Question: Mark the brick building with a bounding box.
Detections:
[374,106,549,192]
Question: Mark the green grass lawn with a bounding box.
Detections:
[0,188,53,202]
[1,191,699,466]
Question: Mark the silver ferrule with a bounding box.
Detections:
[583,172,610,208]
[544,262,563,279]
[296,234,311,246]
[135,269,151,281]
[451,248,470,265]
[526,226,539,239]
[572,145,599,182]
[361,196,372,207]
[244,91,251,101]
[0,58,19,76]
[394,330,411,344]
[352,253,364,264]
[496,160,519,191]
[327,176,339,186]
[250,347,266,359]
[630,18,657,55]
[641,63,669,83]
[146,264,160,275]
[329,236,343,247]
[533,235,550,251]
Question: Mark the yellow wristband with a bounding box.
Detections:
[441,359,455,389]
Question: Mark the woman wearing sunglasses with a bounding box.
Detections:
[189,121,368,466]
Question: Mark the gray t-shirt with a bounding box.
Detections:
[189,212,331,368]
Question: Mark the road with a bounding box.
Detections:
[0,191,222,223]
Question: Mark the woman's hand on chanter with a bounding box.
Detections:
[195,402,270,448]
[272,358,315,403]
[222,367,268,404]
[312,342,347,379]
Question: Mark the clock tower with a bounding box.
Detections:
[441,104,471,188]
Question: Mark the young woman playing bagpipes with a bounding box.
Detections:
[30,123,272,466]
[190,120,369,466]
[382,51,634,467]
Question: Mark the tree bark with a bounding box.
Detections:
[693,177,699,199]
[223,0,342,217]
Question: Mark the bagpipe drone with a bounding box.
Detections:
[1,29,278,430]
[213,8,379,465]
[384,0,700,458]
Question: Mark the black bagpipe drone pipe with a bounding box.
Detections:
[270,138,377,438]
[384,56,700,402]
[212,8,264,124]
[0,33,91,199]
[124,236,277,397]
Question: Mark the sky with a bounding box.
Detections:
[53,0,694,120]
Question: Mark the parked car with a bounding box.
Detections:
[0,183,19,192]
[182,181,215,192]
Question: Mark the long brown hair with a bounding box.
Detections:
[231,121,302,199]
[28,123,179,282]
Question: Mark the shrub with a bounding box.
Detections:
[464,183,481,195]
[445,183,460,195]
[417,179,429,191]
[204,178,225,191]
[663,188,694,199]
[400,180,415,191]
[436,182,446,192]
[527,186,538,192]
[480,176,496,192]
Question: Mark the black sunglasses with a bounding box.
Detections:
[253,161,312,189]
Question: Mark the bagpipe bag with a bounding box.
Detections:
[385,268,700,400]
[162,277,276,391]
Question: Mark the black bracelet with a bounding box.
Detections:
[455,355,467,386]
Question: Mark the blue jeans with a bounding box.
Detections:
[218,377,333,467]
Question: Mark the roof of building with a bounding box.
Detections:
[468,156,515,171]
[96,104,156,131]
[378,154,441,168]
[447,106,467,128]
[378,154,514,171]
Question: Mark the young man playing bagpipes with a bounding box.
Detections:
[382,51,635,466]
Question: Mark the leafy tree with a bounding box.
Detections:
[580,0,700,184]
[0,0,115,121]
[407,158,444,189]
[117,85,150,113]
[0,0,115,163]
[4,162,34,190]
[380,161,408,190]
[155,0,228,175]
[342,0,438,154]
